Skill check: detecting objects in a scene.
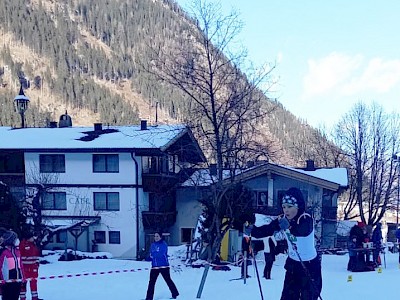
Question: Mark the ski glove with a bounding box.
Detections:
[279,217,290,230]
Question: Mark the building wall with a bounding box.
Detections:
[25,152,138,185]
[172,170,341,250]
[171,187,204,245]
[24,152,144,259]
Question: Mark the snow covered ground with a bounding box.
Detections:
[30,247,399,300]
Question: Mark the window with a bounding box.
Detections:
[39,154,65,173]
[256,191,269,208]
[94,192,120,211]
[143,155,171,174]
[42,192,67,210]
[94,231,106,244]
[109,231,120,244]
[93,154,119,173]
[56,231,67,243]
[181,228,194,244]
[0,153,24,173]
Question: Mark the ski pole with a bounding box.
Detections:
[250,239,264,300]
[243,250,248,284]
[382,247,386,269]
[282,230,323,300]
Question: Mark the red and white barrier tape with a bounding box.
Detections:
[0,266,160,284]
[0,258,263,284]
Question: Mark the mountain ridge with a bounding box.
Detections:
[0,0,327,166]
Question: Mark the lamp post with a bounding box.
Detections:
[14,85,30,128]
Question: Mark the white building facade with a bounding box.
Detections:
[0,122,205,259]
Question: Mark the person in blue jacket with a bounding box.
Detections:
[145,231,179,300]
[251,187,322,300]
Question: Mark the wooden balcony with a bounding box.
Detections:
[0,174,25,186]
[142,211,177,230]
[142,173,180,193]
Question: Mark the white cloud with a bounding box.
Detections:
[302,53,400,99]
[302,52,363,97]
[342,58,400,94]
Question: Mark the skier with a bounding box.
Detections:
[145,231,179,300]
[261,235,277,279]
[0,230,24,300]
[19,231,42,300]
[240,225,252,279]
[251,187,322,300]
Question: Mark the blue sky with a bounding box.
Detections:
[176,0,400,129]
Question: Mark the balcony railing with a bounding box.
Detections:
[142,173,180,192]
[142,211,177,230]
[0,174,25,186]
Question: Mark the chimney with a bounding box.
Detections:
[49,121,58,128]
[140,120,148,130]
[59,110,72,128]
[246,161,255,168]
[94,123,102,131]
[305,159,315,171]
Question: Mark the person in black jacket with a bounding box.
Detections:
[371,223,382,266]
[240,225,252,278]
[251,187,322,300]
[262,235,277,279]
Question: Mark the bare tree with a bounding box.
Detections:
[145,0,278,166]
[333,102,400,225]
[22,168,61,248]
[143,1,278,296]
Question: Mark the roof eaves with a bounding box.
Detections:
[226,163,342,191]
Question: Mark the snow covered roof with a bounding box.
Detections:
[283,166,348,187]
[0,124,190,151]
[181,163,348,189]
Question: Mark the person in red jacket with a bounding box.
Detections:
[19,231,42,300]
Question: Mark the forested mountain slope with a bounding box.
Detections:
[0,0,329,166]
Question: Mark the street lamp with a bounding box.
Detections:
[14,85,30,128]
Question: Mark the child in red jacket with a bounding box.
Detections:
[19,231,41,300]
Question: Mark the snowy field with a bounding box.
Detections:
[30,247,399,300]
